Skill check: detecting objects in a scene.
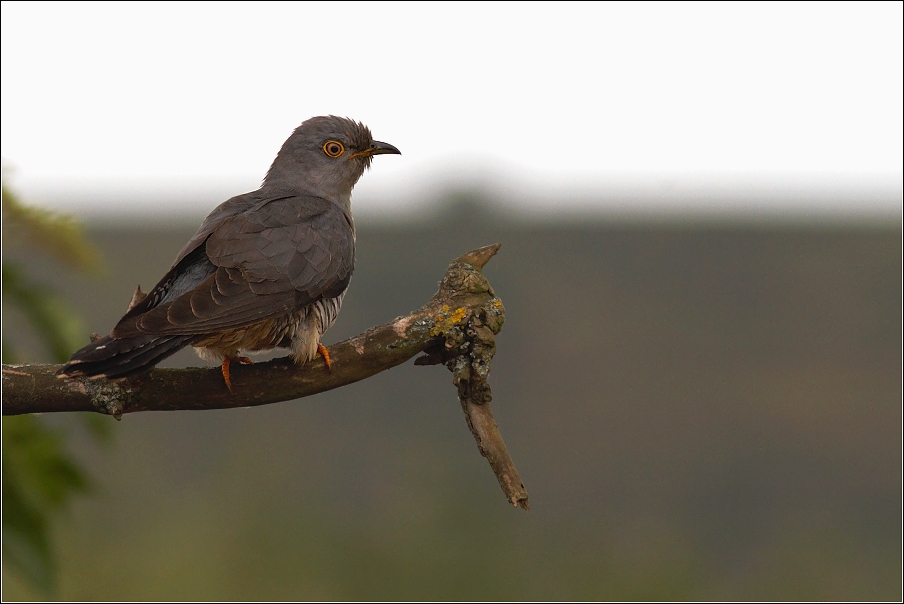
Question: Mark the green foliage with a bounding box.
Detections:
[1,417,89,590]
[2,180,107,592]
[1,183,102,273]
[2,263,87,364]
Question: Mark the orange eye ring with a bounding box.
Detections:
[322,140,345,158]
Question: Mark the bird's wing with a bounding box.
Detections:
[111,195,354,337]
[114,189,283,322]
[171,189,280,266]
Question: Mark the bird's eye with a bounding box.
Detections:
[322,140,345,158]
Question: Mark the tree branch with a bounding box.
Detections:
[2,244,529,510]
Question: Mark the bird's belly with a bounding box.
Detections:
[191,294,345,364]
[191,316,292,358]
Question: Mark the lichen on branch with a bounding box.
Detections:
[2,244,529,510]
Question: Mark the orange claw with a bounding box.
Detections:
[317,343,332,373]
[221,356,254,393]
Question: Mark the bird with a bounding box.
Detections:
[57,115,400,391]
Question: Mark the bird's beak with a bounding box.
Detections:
[351,141,401,158]
[369,141,401,155]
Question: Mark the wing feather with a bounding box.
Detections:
[113,192,354,337]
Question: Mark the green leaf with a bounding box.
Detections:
[1,262,87,363]
[2,416,90,592]
[1,182,110,593]
[1,183,104,275]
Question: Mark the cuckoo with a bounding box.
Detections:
[57,116,400,390]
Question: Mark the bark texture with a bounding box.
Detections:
[2,244,529,510]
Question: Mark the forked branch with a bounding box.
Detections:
[1,244,529,510]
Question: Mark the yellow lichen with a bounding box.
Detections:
[430,306,468,336]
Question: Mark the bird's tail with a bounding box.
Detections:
[57,334,194,379]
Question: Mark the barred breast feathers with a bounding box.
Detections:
[191,289,347,364]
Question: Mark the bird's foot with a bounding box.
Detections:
[221,356,254,393]
[317,343,333,374]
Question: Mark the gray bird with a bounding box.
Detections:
[57,116,400,390]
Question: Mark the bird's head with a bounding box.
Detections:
[264,115,400,205]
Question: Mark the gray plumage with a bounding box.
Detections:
[58,116,400,380]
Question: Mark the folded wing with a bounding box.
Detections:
[112,194,354,338]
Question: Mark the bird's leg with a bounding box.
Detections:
[317,343,333,374]
[221,356,254,393]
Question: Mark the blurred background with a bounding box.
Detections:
[2,1,901,600]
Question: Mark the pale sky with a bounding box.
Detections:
[2,1,902,221]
